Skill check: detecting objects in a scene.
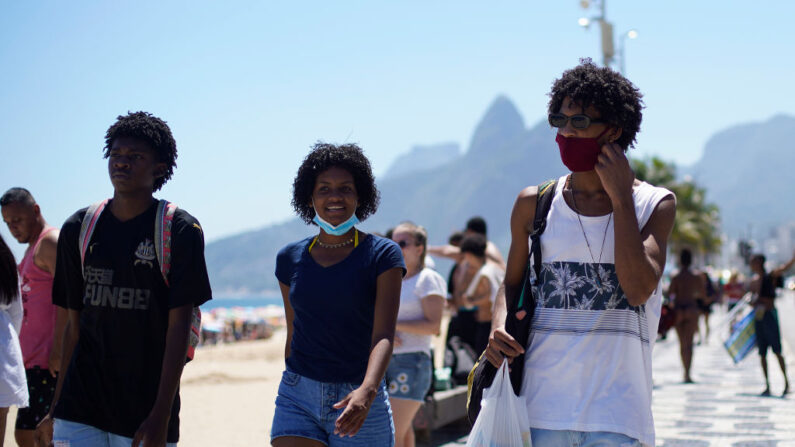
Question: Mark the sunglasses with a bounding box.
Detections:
[548,113,604,129]
[396,240,416,248]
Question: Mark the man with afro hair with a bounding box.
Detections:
[36,112,212,447]
[484,60,676,446]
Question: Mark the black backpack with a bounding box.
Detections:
[466,179,557,425]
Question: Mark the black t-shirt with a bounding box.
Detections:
[51,200,212,442]
[760,274,777,300]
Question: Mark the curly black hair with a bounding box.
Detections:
[292,142,380,225]
[103,111,177,191]
[548,59,644,151]
[0,234,18,305]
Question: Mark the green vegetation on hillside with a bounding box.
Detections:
[632,156,721,256]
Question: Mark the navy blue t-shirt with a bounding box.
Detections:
[275,233,405,383]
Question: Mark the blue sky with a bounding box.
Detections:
[2,1,794,257]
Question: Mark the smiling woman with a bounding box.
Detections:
[271,143,405,447]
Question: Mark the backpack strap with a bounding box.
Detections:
[155,201,202,361]
[516,179,557,309]
[78,199,110,277]
[154,200,177,285]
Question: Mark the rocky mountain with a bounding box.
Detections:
[205,95,566,294]
[382,143,461,180]
[684,114,795,238]
[205,98,795,295]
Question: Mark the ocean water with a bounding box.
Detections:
[200,295,283,310]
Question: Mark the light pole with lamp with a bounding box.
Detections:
[618,29,638,75]
[577,0,614,68]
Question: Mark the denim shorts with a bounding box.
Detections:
[271,370,394,446]
[385,352,432,402]
[53,419,176,447]
[530,428,641,447]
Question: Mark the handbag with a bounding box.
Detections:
[466,179,557,424]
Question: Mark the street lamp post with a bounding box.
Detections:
[578,0,613,67]
[578,0,635,72]
[618,29,638,75]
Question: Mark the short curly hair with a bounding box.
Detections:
[548,59,644,151]
[292,142,380,225]
[103,111,177,191]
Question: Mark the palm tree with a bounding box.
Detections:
[631,157,721,256]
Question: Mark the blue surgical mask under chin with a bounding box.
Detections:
[312,207,360,236]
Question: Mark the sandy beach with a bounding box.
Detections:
[2,331,288,447]
[4,314,451,446]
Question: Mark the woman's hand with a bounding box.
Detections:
[332,385,377,437]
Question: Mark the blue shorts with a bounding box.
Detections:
[385,352,432,402]
[530,428,641,446]
[53,419,176,447]
[271,370,394,446]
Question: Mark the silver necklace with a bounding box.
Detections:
[568,178,612,286]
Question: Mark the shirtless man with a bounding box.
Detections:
[452,234,504,355]
[429,216,506,269]
[668,248,706,383]
[749,250,795,396]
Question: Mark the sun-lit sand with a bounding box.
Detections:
[4,313,451,446]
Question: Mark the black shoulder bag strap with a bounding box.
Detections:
[466,178,559,423]
[503,178,558,395]
[530,179,557,289]
[514,178,558,312]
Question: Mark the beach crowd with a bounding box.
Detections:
[0,59,792,447]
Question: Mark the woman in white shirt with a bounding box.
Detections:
[0,234,28,445]
[388,223,446,447]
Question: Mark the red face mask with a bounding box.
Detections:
[555,128,610,172]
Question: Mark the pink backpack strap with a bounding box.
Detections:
[155,200,202,361]
[78,199,110,277]
[154,200,177,285]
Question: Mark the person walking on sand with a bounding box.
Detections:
[34,111,212,447]
[485,60,675,447]
[271,143,404,447]
[0,234,28,447]
[749,250,795,397]
[668,248,706,383]
[388,222,446,447]
[1,188,67,447]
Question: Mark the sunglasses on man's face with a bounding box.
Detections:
[395,240,415,248]
[548,113,604,130]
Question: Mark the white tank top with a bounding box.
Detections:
[464,262,505,311]
[521,174,673,447]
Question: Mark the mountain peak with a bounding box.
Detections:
[467,95,526,159]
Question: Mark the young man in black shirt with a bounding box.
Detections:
[35,112,212,446]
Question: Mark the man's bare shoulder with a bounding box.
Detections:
[515,185,538,212]
[517,185,538,201]
[35,231,58,257]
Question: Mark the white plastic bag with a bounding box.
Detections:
[466,358,531,447]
